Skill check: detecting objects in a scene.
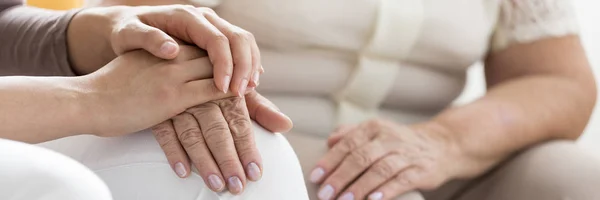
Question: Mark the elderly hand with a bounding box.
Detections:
[68,5,262,96]
[310,119,465,200]
[152,90,292,195]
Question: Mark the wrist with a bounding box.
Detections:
[67,7,118,75]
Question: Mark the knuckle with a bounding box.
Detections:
[228,118,252,137]
[173,5,194,15]
[204,121,230,135]
[212,34,230,44]
[348,149,373,167]
[229,29,252,42]
[186,102,217,115]
[370,160,397,178]
[177,127,203,147]
[338,137,361,152]
[152,123,174,137]
[218,158,240,171]
[199,7,216,15]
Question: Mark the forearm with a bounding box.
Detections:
[0,6,79,76]
[0,76,91,143]
[431,75,595,169]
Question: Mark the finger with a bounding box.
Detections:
[147,6,233,93]
[205,13,255,97]
[341,154,411,200]
[186,8,234,93]
[368,168,425,200]
[327,124,358,148]
[151,120,191,178]
[181,79,235,108]
[248,38,262,87]
[173,45,209,62]
[172,113,225,192]
[188,103,246,195]
[317,140,388,200]
[111,20,179,59]
[176,57,214,81]
[309,125,376,184]
[217,97,263,182]
[245,91,293,133]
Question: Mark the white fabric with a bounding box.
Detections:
[0,139,112,200]
[198,0,581,136]
[334,0,424,124]
[492,0,580,51]
[31,124,308,200]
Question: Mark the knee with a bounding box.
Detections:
[502,140,600,199]
[253,122,298,159]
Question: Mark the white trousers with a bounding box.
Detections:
[1,124,308,200]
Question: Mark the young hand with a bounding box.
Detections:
[79,45,231,137]
[68,5,262,96]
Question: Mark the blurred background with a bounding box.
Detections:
[27,0,600,154]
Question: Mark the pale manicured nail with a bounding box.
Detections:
[247,162,262,181]
[238,78,249,97]
[208,174,224,191]
[310,167,325,183]
[318,184,334,200]
[222,75,231,93]
[252,72,260,86]
[160,41,178,56]
[339,192,354,200]
[228,176,243,194]
[174,162,187,178]
[368,192,383,200]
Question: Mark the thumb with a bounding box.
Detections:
[245,91,293,133]
[111,21,180,59]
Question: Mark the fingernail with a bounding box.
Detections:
[339,192,354,200]
[174,162,187,178]
[247,162,262,181]
[208,174,224,191]
[318,184,334,200]
[259,65,265,73]
[222,75,231,93]
[227,176,243,194]
[252,72,260,86]
[310,167,325,183]
[238,78,249,97]
[160,41,178,56]
[368,192,383,200]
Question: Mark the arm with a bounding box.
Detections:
[0,2,78,76]
[309,36,596,200]
[0,47,233,144]
[432,36,596,176]
[0,76,89,142]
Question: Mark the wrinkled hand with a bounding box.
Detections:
[69,5,262,95]
[80,45,231,137]
[151,91,292,195]
[310,119,460,200]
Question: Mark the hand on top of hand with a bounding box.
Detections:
[69,5,262,96]
[78,45,232,137]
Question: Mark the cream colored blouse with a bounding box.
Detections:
[189,0,579,137]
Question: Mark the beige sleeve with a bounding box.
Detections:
[0,1,79,76]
